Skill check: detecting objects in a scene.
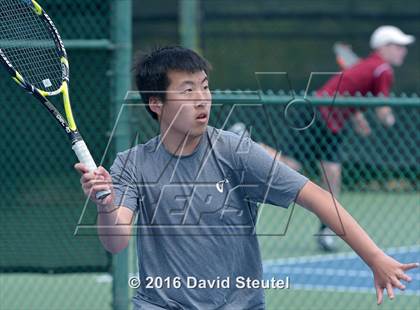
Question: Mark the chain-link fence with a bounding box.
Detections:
[125,91,419,310]
[2,0,419,309]
[134,0,420,93]
[0,0,131,309]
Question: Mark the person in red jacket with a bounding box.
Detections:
[227,26,415,252]
[315,25,415,251]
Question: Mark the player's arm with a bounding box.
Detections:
[375,106,395,127]
[373,67,395,127]
[75,163,134,254]
[296,181,419,304]
[350,110,371,136]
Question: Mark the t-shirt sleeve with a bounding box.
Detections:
[110,152,139,212]
[235,137,309,208]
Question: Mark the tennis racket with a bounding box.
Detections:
[333,42,360,69]
[0,0,110,199]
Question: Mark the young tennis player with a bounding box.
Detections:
[75,46,418,309]
[314,26,415,251]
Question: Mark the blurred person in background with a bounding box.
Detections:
[229,25,415,252]
[315,25,414,251]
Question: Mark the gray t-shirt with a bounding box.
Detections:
[110,126,308,310]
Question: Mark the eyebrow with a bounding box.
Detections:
[178,76,208,88]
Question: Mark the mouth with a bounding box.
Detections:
[196,112,208,121]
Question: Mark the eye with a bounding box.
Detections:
[203,85,209,90]
[182,88,193,94]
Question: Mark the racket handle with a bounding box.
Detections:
[72,140,111,200]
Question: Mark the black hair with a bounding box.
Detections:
[134,46,212,120]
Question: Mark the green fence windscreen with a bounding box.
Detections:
[2,0,419,309]
[0,0,117,309]
[0,49,112,273]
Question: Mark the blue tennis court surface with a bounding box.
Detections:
[263,245,420,295]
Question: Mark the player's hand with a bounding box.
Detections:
[352,111,371,136]
[370,253,419,304]
[74,163,115,209]
[376,107,395,127]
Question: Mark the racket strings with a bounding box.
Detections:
[0,0,63,92]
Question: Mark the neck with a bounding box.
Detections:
[159,126,204,156]
[375,49,389,63]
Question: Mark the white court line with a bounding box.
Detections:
[263,245,420,266]
[264,266,420,281]
[290,284,420,296]
[263,245,420,295]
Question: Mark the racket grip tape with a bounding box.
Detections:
[72,140,111,200]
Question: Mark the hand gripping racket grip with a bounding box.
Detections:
[72,140,111,200]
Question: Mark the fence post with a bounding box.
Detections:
[179,0,200,50]
[111,0,132,309]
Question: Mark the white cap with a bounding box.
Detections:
[370,26,415,49]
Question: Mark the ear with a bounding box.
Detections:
[149,97,162,118]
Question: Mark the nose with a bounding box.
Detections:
[194,89,210,107]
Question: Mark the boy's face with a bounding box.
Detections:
[159,70,211,138]
[380,44,408,66]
